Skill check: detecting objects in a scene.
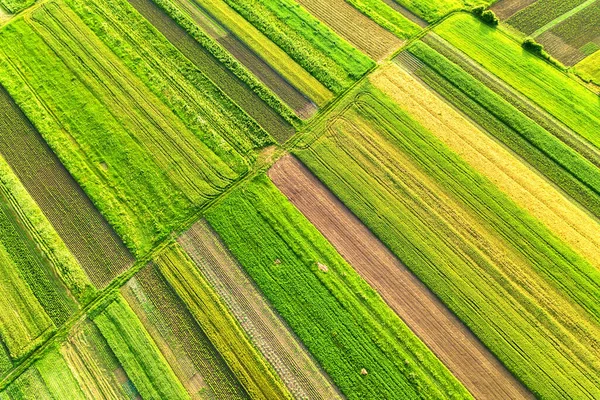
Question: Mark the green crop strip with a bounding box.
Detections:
[406,41,600,220]
[93,295,190,399]
[294,84,600,398]
[436,14,600,149]
[345,0,421,39]
[206,174,471,400]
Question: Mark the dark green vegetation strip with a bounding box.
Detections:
[119,0,296,141]
[0,183,77,328]
[0,86,133,289]
[507,0,590,34]
[93,295,190,399]
[220,0,374,93]
[435,14,600,150]
[405,41,600,220]
[124,263,249,399]
[295,86,600,399]
[206,175,471,400]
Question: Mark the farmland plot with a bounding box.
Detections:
[490,0,538,20]
[372,61,600,271]
[122,263,249,399]
[93,295,190,399]
[537,0,600,65]
[576,49,600,84]
[0,86,131,290]
[151,0,318,118]
[0,0,33,13]
[212,0,374,94]
[507,0,591,34]
[294,86,600,399]
[0,1,246,256]
[399,41,600,222]
[435,14,600,150]
[206,175,471,399]
[386,0,486,22]
[114,0,299,138]
[178,220,342,400]
[294,0,407,60]
[268,154,530,399]
[155,244,292,399]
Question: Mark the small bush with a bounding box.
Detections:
[472,6,499,26]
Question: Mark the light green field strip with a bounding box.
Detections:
[35,347,86,399]
[576,50,600,84]
[156,244,292,400]
[94,295,190,399]
[531,0,598,37]
[0,1,242,256]
[0,154,94,303]
[0,368,52,400]
[206,175,471,400]
[435,14,600,149]
[185,0,332,105]
[0,243,52,360]
[294,84,600,399]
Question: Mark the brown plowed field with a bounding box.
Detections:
[269,154,533,400]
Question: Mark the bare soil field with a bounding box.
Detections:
[491,0,538,20]
[269,154,533,400]
[295,0,403,60]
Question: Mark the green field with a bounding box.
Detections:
[206,175,470,399]
[294,84,600,399]
[436,14,600,149]
[404,40,600,219]
[507,0,591,34]
[576,49,600,84]
[0,0,33,13]
[0,1,258,256]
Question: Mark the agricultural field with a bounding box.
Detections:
[3,0,600,398]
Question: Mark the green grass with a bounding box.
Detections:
[93,295,190,399]
[205,175,471,400]
[342,0,421,39]
[156,244,291,399]
[576,50,600,84]
[217,0,374,93]
[0,242,52,360]
[0,0,34,13]
[0,154,94,303]
[294,84,600,399]
[0,3,248,256]
[435,14,600,149]
[35,347,86,400]
[0,368,53,400]
[406,41,600,219]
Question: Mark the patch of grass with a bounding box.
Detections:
[0,0,34,13]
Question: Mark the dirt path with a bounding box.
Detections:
[269,154,533,400]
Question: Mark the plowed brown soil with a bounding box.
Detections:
[269,154,533,400]
[491,0,538,20]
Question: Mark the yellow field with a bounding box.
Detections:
[371,62,600,270]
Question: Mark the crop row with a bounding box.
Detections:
[178,220,342,400]
[294,86,600,398]
[93,295,189,399]
[122,263,248,398]
[406,41,600,221]
[546,1,600,49]
[345,0,421,40]
[218,0,374,93]
[0,2,242,256]
[156,244,291,399]
[0,0,33,13]
[507,0,590,34]
[435,14,600,151]
[205,174,470,399]
[160,0,327,115]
